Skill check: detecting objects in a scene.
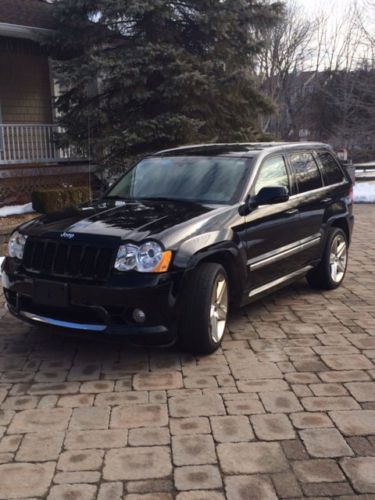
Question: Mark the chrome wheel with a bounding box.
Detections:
[329,233,347,284]
[209,273,228,343]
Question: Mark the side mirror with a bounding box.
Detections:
[255,186,289,206]
[238,187,289,216]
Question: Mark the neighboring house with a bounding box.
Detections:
[0,0,89,206]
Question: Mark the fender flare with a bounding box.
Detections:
[184,242,247,305]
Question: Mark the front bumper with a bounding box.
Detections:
[2,257,185,338]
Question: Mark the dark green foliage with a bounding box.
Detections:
[32,186,91,213]
[46,0,283,167]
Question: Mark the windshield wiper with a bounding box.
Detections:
[137,197,199,204]
[100,195,129,201]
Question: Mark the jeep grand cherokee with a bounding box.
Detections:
[2,143,354,353]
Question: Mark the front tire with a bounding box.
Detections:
[179,263,229,355]
[307,228,348,290]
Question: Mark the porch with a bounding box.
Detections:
[0,122,91,207]
[0,123,82,165]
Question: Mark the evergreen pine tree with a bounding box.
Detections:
[47,0,283,166]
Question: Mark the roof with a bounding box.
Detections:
[153,142,332,157]
[0,0,55,30]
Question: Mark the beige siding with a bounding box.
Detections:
[0,40,52,124]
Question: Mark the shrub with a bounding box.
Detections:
[31,186,91,214]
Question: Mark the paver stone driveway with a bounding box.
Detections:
[0,204,374,499]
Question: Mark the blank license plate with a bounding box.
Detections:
[33,280,69,307]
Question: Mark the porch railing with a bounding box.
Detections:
[0,124,85,164]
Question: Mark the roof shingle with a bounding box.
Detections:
[0,0,55,30]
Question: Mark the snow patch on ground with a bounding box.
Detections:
[354,182,375,203]
[0,203,34,217]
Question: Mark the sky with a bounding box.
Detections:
[294,0,373,61]
[296,0,364,13]
[286,0,374,70]
[294,0,371,27]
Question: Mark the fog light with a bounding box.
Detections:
[133,308,146,323]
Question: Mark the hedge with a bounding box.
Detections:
[31,186,91,214]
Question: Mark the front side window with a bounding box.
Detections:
[289,152,323,193]
[318,151,345,185]
[254,155,290,195]
[107,156,251,205]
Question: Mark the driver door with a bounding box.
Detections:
[244,154,303,291]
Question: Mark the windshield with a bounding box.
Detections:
[106,156,251,205]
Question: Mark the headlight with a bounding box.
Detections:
[8,231,27,260]
[137,241,165,272]
[114,241,172,273]
[114,244,138,272]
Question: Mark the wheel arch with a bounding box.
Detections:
[189,246,246,306]
[329,217,351,244]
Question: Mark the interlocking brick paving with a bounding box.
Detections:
[0,204,375,498]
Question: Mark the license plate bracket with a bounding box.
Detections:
[33,280,69,307]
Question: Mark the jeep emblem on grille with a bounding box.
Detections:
[61,232,75,239]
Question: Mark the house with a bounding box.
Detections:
[0,0,90,206]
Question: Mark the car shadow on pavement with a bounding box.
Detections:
[0,278,317,365]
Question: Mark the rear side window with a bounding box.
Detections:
[289,152,323,193]
[318,151,345,185]
[254,155,290,195]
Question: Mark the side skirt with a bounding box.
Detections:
[249,265,314,298]
[238,265,314,307]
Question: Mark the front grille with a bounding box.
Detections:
[22,237,117,280]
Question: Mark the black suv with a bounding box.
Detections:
[2,142,354,353]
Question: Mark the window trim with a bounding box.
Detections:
[288,180,348,200]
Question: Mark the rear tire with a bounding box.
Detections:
[179,263,229,355]
[307,228,348,290]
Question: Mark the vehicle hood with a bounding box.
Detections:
[20,199,220,244]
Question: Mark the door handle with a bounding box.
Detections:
[285,208,299,216]
[322,198,332,205]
